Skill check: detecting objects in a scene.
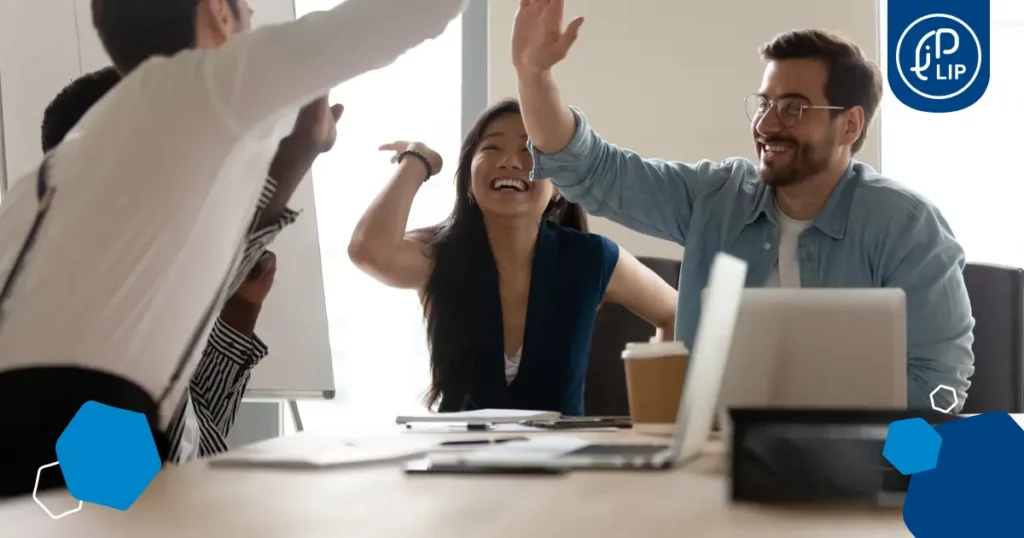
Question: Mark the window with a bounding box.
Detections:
[293,0,478,428]
[879,0,1024,269]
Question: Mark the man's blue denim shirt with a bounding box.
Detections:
[530,108,975,412]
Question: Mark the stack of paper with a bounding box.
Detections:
[395,409,561,425]
[430,436,591,465]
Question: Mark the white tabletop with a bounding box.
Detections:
[0,425,913,537]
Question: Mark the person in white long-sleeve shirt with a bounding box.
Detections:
[0,0,468,498]
[40,66,291,467]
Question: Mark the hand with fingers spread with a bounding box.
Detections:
[511,0,584,74]
[379,141,443,179]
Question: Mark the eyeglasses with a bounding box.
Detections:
[744,94,845,128]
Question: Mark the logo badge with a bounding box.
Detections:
[887,0,990,113]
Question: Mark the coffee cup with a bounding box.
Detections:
[621,340,688,436]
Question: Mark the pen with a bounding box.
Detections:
[405,423,493,431]
[439,437,528,447]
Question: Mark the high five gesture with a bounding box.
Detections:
[512,0,582,154]
[511,0,584,74]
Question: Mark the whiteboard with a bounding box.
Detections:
[226,0,336,399]
[71,0,336,398]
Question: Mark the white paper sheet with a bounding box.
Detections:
[396,409,560,425]
[210,438,433,469]
[443,436,592,464]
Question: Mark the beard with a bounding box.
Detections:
[757,134,834,187]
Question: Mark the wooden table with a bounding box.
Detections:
[0,425,912,537]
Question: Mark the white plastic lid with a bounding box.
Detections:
[621,340,689,360]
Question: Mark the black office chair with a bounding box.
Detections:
[584,256,681,416]
[961,262,1024,413]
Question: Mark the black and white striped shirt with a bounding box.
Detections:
[165,177,298,461]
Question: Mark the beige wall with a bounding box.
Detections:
[488,0,881,259]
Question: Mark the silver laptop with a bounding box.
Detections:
[430,252,748,471]
[720,288,907,412]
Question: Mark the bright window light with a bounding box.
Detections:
[294,0,463,428]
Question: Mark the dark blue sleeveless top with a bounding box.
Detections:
[463,221,619,416]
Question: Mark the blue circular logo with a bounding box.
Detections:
[895,14,982,101]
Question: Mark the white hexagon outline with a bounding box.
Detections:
[33,462,83,520]
[930,384,959,414]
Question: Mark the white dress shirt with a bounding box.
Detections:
[0,0,468,427]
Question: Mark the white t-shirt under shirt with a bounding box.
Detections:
[0,0,468,427]
[766,205,811,288]
[504,347,523,385]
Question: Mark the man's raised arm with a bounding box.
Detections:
[511,0,730,245]
[204,0,468,135]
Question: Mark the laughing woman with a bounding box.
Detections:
[348,99,676,416]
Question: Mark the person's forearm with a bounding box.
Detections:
[516,70,577,154]
[187,320,271,455]
[258,137,316,229]
[217,296,263,336]
[208,0,467,135]
[348,159,427,264]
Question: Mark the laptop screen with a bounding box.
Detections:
[669,253,748,464]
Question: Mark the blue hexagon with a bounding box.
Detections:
[883,418,942,475]
[55,401,161,511]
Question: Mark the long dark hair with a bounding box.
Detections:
[416,98,588,410]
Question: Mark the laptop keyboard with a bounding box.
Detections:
[565,444,669,458]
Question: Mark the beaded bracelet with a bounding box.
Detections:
[397,150,434,182]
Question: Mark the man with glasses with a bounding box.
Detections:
[511,0,974,413]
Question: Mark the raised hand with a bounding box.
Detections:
[234,251,278,306]
[290,96,345,155]
[379,141,443,177]
[511,0,584,74]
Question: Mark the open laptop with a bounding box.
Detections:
[720,289,907,413]
[423,252,748,471]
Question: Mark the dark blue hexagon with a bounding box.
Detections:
[904,412,1024,537]
[883,417,942,475]
[55,401,161,511]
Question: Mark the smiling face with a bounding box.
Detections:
[468,113,556,219]
[752,59,849,187]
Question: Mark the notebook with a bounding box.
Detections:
[395,409,561,425]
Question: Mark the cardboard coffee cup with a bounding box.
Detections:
[621,341,688,435]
